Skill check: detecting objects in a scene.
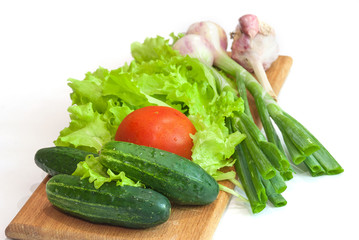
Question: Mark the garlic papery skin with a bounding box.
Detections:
[173,34,215,66]
[186,21,228,54]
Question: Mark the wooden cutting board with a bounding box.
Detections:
[5,56,293,240]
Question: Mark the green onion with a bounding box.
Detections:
[282,111,344,175]
[235,71,253,120]
[242,144,268,203]
[261,177,287,207]
[233,144,266,213]
[266,104,320,156]
[174,23,344,213]
[259,141,290,173]
[176,25,343,177]
[282,130,306,165]
[226,118,266,213]
[236,111,266,143]
[269,170,287,194]
[304,155,326,177]
[283,166,295,179]
[213,52,323,157]
[253,88,280,145]
[234,107,292,180]
[233,116,276,180]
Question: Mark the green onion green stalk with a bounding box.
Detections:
[214,50,343,175]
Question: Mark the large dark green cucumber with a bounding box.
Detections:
[99,141,219,205]
[46,174,171,228]
[35,146,98,176]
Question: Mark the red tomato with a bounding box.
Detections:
[115,106,196,159]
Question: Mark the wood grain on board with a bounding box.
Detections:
[5,56,293,240]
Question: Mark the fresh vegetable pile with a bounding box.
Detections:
[35,15,344,228]
[53,34,244,181]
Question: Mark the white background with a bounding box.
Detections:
[1,0,358,239]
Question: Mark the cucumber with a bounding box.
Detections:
[99,141,219,205]
[35,146,98,176]
[46,174,171,228]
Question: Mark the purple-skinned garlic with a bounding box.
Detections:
[173,34,215,66]
[186,21,228,62]
[231,14,279,100]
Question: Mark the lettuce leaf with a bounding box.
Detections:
[72,154,144,189]
[55,34,245,184]
[131,35,179,63]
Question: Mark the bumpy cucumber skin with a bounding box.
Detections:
[99,141,219,205]
[46,174,171,229]
[35,146,98,176]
